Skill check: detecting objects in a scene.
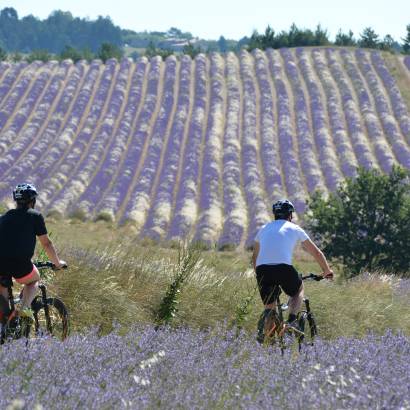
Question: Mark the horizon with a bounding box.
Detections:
[1,0,409,43]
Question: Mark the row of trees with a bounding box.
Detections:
[247,24,410,53]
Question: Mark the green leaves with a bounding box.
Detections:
[306,166,410,276]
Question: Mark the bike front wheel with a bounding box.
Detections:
[32,297,69,341]
[298,311,317,346]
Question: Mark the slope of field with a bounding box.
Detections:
[0,48,409,247]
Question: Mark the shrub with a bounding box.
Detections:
[306,166,410,275]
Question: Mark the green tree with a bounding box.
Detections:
[359,27,379,49]
[335,29,356,46]
[306,166,410,276]
[60,45,83,62]
[26,49,52,63]
[402,24,410,54]
[0,46,7,61]
[182,41,202,58]
[379,34,395,52]
[97,42,123,62]
[144,41,173,59]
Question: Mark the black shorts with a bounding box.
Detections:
[0,258,34,282]
[256,264,302,305]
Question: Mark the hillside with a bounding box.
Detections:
[0,48,409,247]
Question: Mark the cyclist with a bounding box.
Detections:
[253,199,333,340]
[0,183,65,320]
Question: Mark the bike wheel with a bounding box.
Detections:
[298,311,317,346]
[32,297,69,340]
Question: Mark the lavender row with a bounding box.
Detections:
[370,52,410,143]
[142,56,193,240]
[0,61,42,138]
[1,327,409,409]
[310,49,358,177]
[0,61,87,202]
[267,49,307,211]
[218,52,248,248]
[252,49,285,201]
[339,49,396,172]
[239,50,271,246]
[354,49,410,168]
[35,60,104,206]
[325,50,382,170]
[296,48,343,191]
[0,61,68,175]
[280,48,327,192]
[70,58,136,216]
[193,53,225,245]
[48,59,126,214]
[0,62,27,121]
[167,55,207,240]
[123,56,177,229]
[98,57,158,221]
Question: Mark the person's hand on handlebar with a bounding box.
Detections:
[322,269,334,279]
[54,260,67,270]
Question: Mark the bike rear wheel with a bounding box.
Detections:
[32,297,69,340]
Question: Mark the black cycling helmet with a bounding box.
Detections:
[272,199,295,217]
[13,183,38,202]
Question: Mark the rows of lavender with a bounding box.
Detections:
[1,327,409,409]
[0,48,409,245]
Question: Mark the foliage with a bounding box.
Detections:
[0,46,7,61]
[306,166,410,275]
[97,42,123,62]
[403,24,410,54]
[26,49,53,63]
[182,42,202,58]
[155,243,202,325]
[359,27,380,49]
[144,41,174,59]
[335,30,356,46]
[10,51,22,62]
[60,45,85,63]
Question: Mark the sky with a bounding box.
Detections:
[1,0,409,41]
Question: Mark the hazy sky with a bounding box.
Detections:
[2,0,409,41]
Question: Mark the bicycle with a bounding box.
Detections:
[257,273,324,352]
[0,261,69,344]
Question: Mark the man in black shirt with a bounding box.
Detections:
[0,183,65,318]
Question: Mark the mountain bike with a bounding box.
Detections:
[0,261,69,344]
[257,273,324,352]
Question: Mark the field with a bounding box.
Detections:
[0,48,409,248]
[1,48,410,408]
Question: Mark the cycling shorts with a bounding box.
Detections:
[0,258,39,285]
[255,264,302,304]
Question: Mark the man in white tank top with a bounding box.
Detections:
[252,200,333,335]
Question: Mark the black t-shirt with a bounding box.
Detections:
[0,208,47,259]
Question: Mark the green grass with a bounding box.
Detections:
[32,220,410,339]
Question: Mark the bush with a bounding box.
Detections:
[306,166,410,275]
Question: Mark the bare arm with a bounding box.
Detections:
[37,234,65,269]
[301,239,333,278]
[252,241,260,271]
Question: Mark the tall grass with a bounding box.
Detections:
[38,231,410,339]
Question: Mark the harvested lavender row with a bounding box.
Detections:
[143,55,193,240]
[218,52,247,248]
[0,327,409,409]
[168,54,207,240]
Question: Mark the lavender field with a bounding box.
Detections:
[0,48,410,246]
[1,327,409,409]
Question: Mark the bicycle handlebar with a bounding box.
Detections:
[300,273,325,281]
[34,261,68,270]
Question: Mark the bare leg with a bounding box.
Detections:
[288,283,304,316]
[21,282,39,308]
